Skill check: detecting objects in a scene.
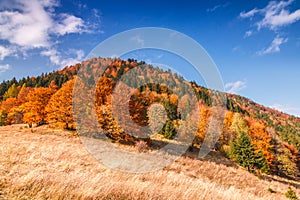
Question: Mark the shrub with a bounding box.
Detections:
[285,186,298,200]
[268,187,276,193]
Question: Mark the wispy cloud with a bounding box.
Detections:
[270,103,300,116]
[240,8,260,18]
[0,64,10,73]
[257,36,288,55]
[240,0,300,30]
[244,30,253,38]
[225,80,246,94]
[207,2,229,12]
[41,48,84,67]
[239,1,299,55]
[0,46,14,60]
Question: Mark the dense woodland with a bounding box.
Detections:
[0,58,299,179]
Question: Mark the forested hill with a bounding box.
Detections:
[0,63,80,100]
[0,57,299,179]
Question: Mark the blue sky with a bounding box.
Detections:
[0,0,300,116]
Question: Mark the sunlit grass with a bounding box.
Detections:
[0,124,298,199]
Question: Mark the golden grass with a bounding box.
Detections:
[0,124,299,199]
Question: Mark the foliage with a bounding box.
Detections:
[46,79,75,129]
[285,186,298,200]
[218,111,234,148]
[193,106,211,145]
[0,110,7,126]
[230,113,249,137]
[0,65,78,100]
[280,124,300,152]
[275,147,298,178]
[161,120,176,139]
[230,132,269,173]
[7,106,23,124]
[247,120,274,166]
[23,87,56,126]
[3,83,19,100]
[17,84,33,104]
[0,57,299,178]
[0,97,18,114]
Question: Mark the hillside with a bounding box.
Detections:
[0,124,299,199]
[0,57,299,181]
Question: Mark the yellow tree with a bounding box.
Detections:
[45,79,75,129]
[230,113,249,136]
[23,87,56,127]
[3,83,19,100]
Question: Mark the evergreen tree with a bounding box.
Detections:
[162,120,176,139]
[230,132,269,173]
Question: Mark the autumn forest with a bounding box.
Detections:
[0,57,299,180]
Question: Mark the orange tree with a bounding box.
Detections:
[247,119,274,166]
[0,97,18,125]
[45,79,75,129]
[23,87,56,127]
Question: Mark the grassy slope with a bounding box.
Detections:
[0,125,299,200]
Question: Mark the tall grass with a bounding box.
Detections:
[0,124,298,199]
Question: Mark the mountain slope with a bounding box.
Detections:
[0,57,299,179]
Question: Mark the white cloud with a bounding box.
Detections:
[244,30,253,38]
[0,0,54,48]
[0,0,95,68]
[257,36,288,55]
[60,49,84,67]
[207,3,230,12]
[52,14,87,35]
[240,0,300,30]
[41,48,84,67]
[225,81,246,94]
[240,8,260,18]
[258,0,300,30]
[270,103,300,116]
[0,0,89,49]
[0,64,10,73]
[41,49,61,65]
[0,46,14,60]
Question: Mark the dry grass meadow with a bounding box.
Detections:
[0,124,299,199]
